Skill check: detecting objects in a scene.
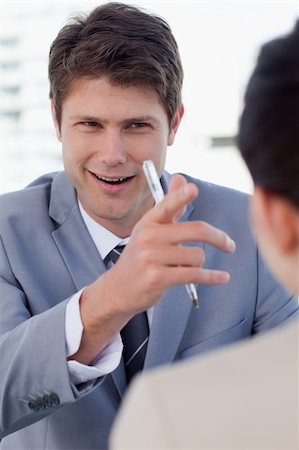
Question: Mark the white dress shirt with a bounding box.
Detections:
[65,201,152,386]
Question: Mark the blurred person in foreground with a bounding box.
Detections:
[0,3,297,450]
[111,20,299,450]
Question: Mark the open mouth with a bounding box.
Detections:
[92,173,134,185]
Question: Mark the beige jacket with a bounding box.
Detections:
[111,319,299,449]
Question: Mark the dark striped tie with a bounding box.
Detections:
[107,245,149,384]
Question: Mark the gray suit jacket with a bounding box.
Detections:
[0,171,297,450]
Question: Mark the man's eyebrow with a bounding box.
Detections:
[68,115,160,124]
[68,115,100,121]
[122,116,159,124]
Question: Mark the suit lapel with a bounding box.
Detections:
[144,192,203,368]
[144,284,193,367]
[52,206,105,291]
[49,172,106,290]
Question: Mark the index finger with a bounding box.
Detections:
[148,182,198,224]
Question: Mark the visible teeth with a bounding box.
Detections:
[95,175,126,182]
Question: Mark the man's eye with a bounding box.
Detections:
[80,121,99,127]
[130,122,148,129]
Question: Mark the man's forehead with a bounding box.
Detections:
[66,76,159,99]
[61,77,168,122]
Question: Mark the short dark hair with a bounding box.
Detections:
[238,20,299,208]
[48,2,183,128]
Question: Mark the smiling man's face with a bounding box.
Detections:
[52,77,182,237]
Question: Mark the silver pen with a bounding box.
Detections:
[143,160,199,309]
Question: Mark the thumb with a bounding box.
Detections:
[169,174,190,221]
[168,173,187,193]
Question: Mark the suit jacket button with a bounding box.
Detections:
[43,394,51,408]
[28,401,39,412]
[36,398,43,410]
[49,393,60,407]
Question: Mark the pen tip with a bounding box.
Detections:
[192,298,200,309]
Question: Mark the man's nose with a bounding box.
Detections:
[99,130,127,166]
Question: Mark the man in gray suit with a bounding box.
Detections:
[0,3,297,450]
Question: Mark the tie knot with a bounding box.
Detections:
[107,245,125,265]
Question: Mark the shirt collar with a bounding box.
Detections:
[78,201,129,260]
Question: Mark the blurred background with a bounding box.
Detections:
[0,0,298,195]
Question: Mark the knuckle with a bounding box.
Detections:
[194,221,206,236]
[141,248,155,265]
[146,268,162,288]
[161,202,174,219]
[196,247,205,265]
[191,267,203,284]
[134,227,156,248]
[138,228,156,246]
[208,272,218,284]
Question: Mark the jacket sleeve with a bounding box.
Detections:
[0,236,99,439]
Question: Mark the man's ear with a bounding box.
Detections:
[167,104,184,146]
[50,100,62,142]
[252,187,299,254]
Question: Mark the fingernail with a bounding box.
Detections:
[228,238,236,253]
[182,184,189,197]
[181,185,189,197]
[220,272,230,283]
